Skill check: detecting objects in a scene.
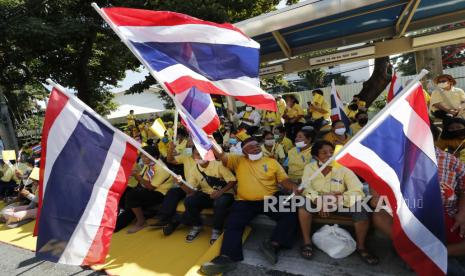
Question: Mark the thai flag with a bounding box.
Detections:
[336,83,447,275]
[32,144,41,154]
[35,86,138,265]
[100,7,277,112]
[387,71,403,102]
[178,108,215,161]
[330,80,351,129]
[175,87,220,135]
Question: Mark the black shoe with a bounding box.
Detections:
[260,240,278,265]
[163,221,180,236]
[200,255,237,275]
[150,220,169,229]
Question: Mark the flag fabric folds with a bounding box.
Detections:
[100,7,277,112]
[330,80,351,129]
[387,71,403,102]
[336,83,447,276]
[175,87,220,135]
[35,87,138,265]
[32,144,41,154]
[149,118,167,138]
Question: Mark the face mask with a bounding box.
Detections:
[246,107,253,112]
[264,139,275,146]
[334,128,346,136]
[295,141,307,148]
[162,137,169,143]
[184,148,193,155]
[358,118,368,125]
[229,138,238,145]
[274,134,280,140]
[248,151,263,161]
[438,82,449,89]
[195,159,208,165]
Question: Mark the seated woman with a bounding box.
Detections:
[0,167,39,228]
[323,120,351,145]
[283,95,305,141]
[298,140,378,265]
[261,131,286,164]
[163,147,237,244]
[125,146,174,234]
[285,129,314,183]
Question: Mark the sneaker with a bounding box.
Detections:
[200,255,237,275]
[210,229,222,245]
[259,240,279,265]
[186,226,202,242]
[163,221,180,236]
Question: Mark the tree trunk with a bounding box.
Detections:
[75,30,97,105]
[358,56,392,107]
[0,90,18,152]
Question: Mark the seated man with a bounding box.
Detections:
[0,160,21,199]
[298,140,378,264]
[200,137,299,275]
[430,74,465,121]
[125,146,173,234]
[261,131,286,164]
[163,148,236,244]
[229,106,261,135]
[323,120,351,145]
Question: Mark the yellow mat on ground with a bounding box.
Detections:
[0,207,251,276]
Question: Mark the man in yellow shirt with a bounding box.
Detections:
[308,89,330,130]
[275,126,293,153]
[127,110,136,127]
[430,74,465,121]
[163,148,237,244]
[0,160,20,199]
[262,110,281,131]
[324,120,351,145]
[125,146,173,234]
[201,137,299,275]
[350,111,369,136]
[283,95,305,141]
[345,94,366,122]
[276,95,287,117]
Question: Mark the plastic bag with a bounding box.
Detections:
[312,224,356,259]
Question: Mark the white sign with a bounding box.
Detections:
[309,46,375,66]
[259,64,284,76]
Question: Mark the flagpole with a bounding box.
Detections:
[45,79,195,190]
[284,69,429,202]
[91,3,213,154]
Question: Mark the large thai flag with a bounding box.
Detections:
[35,86,138,265]
[100,7,277,112]
[336,82,447,275]
[330,80,351,129]
[387,71,403,103]
[175,87,220,135]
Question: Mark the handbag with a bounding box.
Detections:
[312,224,356,259]
[196,164,227,190]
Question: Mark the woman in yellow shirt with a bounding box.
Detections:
[261,131,286,164]
[298,140,378,264]
[283,95,305,141]
[323,120,351,145]
[125,146,174,234]
[262,110,281,131]
[286,129,314,182]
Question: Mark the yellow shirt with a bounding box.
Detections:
[286,104,306,123]
[324,131,351,146]
[263,111,281,126]
[430,87,465,112]
[286,146,312,182]
[127,114,136,126]
[1,164,20,184]
[279,136,294,153]
[188,161,236,195]
[226,155,288,201]
[175,139,188,155]
[174,155,197,185]
[158,139,170,158]
[302,161,364,207]
[261,144,286,162]
[311,100,330,120]
[127,163,142,188]
[345,108,358,120]
[350,122,363,135]
[142,161,173,195]
[277,99,287,116]
[460,149,465,163]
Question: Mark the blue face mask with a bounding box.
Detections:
[162,137,169,143]
[229,138,238,145]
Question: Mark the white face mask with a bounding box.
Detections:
[438,82,449,89]
[295,141,307,148]
[264,139,275,146]
[195,159,208,165]
[248,151,263,161]
[245,106,253,112]
[334,128,346,136]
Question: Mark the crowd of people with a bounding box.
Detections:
[1,73,465,274]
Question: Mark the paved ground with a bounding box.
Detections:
[0,218,417,276]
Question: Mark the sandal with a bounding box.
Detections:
[300,244,314,260]
[357,249,379,265]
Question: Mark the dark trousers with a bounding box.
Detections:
[158,187,186,222]
[125,186,165,209]
[0,180,17,198]
[182,191,234,230]
[220,199,298,261]
[285,122,304,141]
